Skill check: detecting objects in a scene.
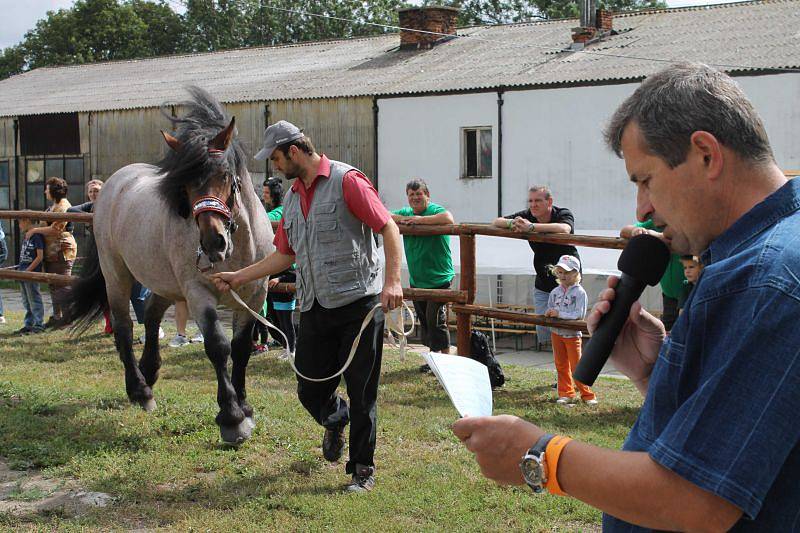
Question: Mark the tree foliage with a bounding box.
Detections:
[1,0,666,80]
[430,0,666,25]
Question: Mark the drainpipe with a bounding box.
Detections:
[12,118,20,259]
[372,96,379,190]
[496,88,505,217]
[264,103,270,177]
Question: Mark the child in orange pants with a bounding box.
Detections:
[544,255,597,405]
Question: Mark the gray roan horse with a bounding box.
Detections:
[69,87,273,444]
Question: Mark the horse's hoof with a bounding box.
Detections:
[139,398,157,412]
[220,418,253,445]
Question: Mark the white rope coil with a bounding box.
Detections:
[230,289,414,382]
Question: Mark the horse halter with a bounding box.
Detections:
[192,148,241,230]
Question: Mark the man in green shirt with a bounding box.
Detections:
[620,219,688,331]
[392,179,455,358]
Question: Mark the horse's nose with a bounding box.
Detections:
[201,230,227,263]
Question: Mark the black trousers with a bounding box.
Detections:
[411,282,451,352]
[295,295,384,474]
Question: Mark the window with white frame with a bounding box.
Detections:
[461,127,492,178]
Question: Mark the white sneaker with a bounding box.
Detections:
[139,326,165,344]
[190,333,204,343]
[169,334,190,348]
[556,397,575,405]
[0,316,6,324]
[584,398,599,406]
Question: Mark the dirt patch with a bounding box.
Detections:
[0,458,113,517]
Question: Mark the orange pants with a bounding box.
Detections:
[551,332,595,401]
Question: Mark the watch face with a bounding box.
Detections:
[521,456,545,491]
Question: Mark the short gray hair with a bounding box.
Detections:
[604,62,774,168]
[528,185,551,200]
[406,178,430,195]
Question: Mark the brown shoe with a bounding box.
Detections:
[322,424,346,462]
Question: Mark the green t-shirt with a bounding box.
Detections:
[392,202,454,288]
[635,219,688,300]
[267,205,283,221]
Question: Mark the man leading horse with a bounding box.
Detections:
[212,120,403,492]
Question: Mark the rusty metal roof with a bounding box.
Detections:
[0,0,797,116]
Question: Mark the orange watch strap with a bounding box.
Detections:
[545,435,572,496]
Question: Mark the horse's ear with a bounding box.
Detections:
[161,130,182,152]
[209,117,236,152]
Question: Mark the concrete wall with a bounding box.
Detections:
[737,73,800,172]
[378,92,498,221]
[501,83,638,229]
[378,72,800,231]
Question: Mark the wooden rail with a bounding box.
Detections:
[1,209,604,355]
[1,210,93,223]
[0,269,74,286]
[451,304,588,334]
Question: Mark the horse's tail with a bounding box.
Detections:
[69,232,107,336]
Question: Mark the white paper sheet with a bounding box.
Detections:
[423,352,493,417]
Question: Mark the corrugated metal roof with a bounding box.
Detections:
[0,0,797,116]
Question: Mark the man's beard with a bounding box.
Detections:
[282,156,301,180]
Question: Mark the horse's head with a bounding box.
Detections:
[158,87,247,265]
[161,118,239,263]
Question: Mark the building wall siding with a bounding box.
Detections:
[81,96,376,188]
[85,108,172,180]
[269,97,375,181]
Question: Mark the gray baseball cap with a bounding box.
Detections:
[254,120,304,160]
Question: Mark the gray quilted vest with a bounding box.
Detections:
[282,159,383,311]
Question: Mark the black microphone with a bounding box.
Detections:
[573,233,671,386]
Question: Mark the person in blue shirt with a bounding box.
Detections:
[0,223,7,325]
[16,215,46,333]
[451,62,800,531]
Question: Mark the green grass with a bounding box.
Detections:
[0,310,643,531]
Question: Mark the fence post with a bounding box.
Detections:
[456,233,476,356]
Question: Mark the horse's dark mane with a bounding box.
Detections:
[157,86,247,218]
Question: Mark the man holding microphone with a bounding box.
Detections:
[452,63,800,530]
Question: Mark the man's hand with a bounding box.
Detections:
[210,271,243,293]
[395,216,420,225]
[452,415,544,485]
[267,277,279,288]
[511,217,533,232]
[587,276,665,393]
[544,309,559,318]
[380,279,403,311]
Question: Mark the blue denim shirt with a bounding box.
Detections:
[604,179,800,532]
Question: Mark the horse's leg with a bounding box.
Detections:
[187,291,250,444]
[107,275,155,412]
[139,293,172,387]
[230,308,257,431]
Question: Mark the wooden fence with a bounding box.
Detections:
[0,210,626,356]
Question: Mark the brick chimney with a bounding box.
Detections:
[571,0,613,47]
[398,6,460,50]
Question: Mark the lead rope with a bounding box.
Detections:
[229,289,415,383]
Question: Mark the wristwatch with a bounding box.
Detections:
[520,433,554,493]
